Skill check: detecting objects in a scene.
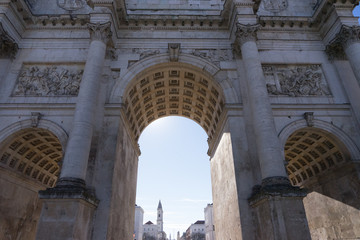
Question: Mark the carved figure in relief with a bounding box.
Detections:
[57,0,85,11]
[263,0,288,12]
[13,66,83,96]
[265,65,331,97]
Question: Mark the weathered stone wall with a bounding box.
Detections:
[304,165,360,240]
[0,168,43,240]
[90,116,139,240]
[210,132,243,239]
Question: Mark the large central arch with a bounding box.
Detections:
[104,55,246,239]
[122,62,225,144]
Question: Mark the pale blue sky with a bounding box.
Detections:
[136,6,360,237]
[136,117,212,236]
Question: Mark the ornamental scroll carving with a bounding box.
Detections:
[263,65,331,97]
[13,65,84,96]
[186,49,233,66]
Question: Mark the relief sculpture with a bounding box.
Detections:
[13,65,83,96]
[264,65,331,97]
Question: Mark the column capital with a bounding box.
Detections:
[235,23,260,46]
[336,25,360,48]
[87,22,112,44]
[0,23,18,59]
[326,25,360,61]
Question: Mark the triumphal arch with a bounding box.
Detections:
[1,0,360,239]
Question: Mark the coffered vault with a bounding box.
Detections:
[123,63,225,143]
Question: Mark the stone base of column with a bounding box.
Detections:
[249,177,311,240]
[36,178,99,240]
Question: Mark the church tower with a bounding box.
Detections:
[157,200,163,232]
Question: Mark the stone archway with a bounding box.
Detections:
[121,62,225,145]
[283,126,360,239]
[101,60,247,240]
[0,127,63,240]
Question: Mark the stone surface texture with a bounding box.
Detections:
[0,0,360,239]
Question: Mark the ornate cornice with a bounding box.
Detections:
[88,22,112,44]
[235,23,260,46]
[0,23,18,59]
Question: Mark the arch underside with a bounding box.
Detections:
[285,128,349,187]
[0,129,62,187]
[123,65,225,143]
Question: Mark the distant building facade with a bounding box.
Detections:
[204,204,215,240]
[134,205,144,240]
[135,201,166,240]
[185,220,205,240]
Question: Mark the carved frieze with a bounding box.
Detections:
[262,0,288,13]
[57,0,85,11]
[0,23,18,59]
[13,64,84,96]
[263,65,331,97]
[132,48,161,60]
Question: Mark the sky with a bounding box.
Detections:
[135,7,360,238]
[136,116,212,237]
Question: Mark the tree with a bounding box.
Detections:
[191,232,205,240]
[142,233,156,240]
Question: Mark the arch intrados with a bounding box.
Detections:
[110,53,226,102]
[0,120,68,187]
[279,120,360,187]
[279,119,360,161]
[122,62,226,143]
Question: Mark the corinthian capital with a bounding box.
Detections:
[88,22,112,44]
[326,25,360,60]
[235,23,260,46]
[334,25,360,49]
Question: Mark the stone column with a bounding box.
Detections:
[58,22,112,186]
[36,22,112,240]
[234,24,311,240]
[327,25,360,86]
[235,24,287,182]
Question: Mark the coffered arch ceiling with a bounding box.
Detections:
[0,128,63,188]
[284,128,351,187]
[123,64,225,143]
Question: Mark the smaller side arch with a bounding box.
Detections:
[0,119,68,151]
[278,119,360,161]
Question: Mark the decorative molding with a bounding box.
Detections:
[13,64,84,96]
[0,23,18,59]
[57,0,85,11]
[262,0,288,13]
[235,23,260,47]
[263,64,331,97]
[132,48,161,61]
[88,22,112,44]
[186,49,233,66]
[168,43,180,62]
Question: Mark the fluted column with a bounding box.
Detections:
[328,25,360,86]
[235,24,287,183]
[58,22,112,186]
